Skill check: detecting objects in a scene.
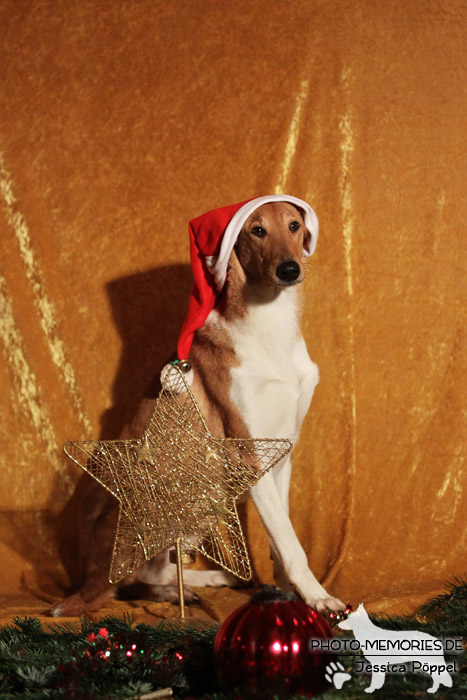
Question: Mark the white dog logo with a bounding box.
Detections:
[337,603,453,694]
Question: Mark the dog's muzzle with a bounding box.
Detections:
[276,260,300,284]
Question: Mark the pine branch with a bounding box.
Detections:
[419,576,467,617]
[0,580,466,698]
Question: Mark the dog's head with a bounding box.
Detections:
[234,202,312,287]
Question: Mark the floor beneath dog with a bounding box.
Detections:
[0,587,252,631]
[0,588,446,631]
[0,558,448,631]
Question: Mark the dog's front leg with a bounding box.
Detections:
[250,471,344,610]
[270,456,292,587]
[272,456,292,514]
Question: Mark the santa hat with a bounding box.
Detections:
[175,194,319,362]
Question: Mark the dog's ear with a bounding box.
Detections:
[290,204,312,256]
[303,227,313,256]
[228,245,247,285]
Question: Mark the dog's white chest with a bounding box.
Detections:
[219,289,319,442]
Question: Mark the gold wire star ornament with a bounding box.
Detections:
[64,365,293,587]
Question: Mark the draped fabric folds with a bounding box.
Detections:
[0,0,465,624]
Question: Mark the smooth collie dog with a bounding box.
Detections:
[52,195,344,616]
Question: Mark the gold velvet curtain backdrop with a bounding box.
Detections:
[0,0,465,622]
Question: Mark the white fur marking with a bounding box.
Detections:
[226,288,318,441]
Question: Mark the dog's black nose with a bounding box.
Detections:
[276,260,300,283]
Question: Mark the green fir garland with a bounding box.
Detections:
[0,578,466,699]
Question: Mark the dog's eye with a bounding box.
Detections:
[289,221,300,232]
[251,226,266,238]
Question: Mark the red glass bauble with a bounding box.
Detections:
[214,587,335,698]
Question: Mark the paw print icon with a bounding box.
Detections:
[325,661,352,689]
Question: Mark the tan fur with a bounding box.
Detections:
[235,202,307,286]
[51,202,310,617]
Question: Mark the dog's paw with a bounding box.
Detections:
[202,571,252,588]
[50,593,86,618]
[202,571,238,587]
[312,596,346,612]
[148,584,200,605]
[50,602,67,618]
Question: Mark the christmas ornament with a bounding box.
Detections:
[64,366,292,586]
[213,586,335,698]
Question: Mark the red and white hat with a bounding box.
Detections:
[175,194,319,362]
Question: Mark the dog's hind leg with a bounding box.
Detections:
[50,577,117,617]
[105,578,201,605]
[138,548,240,591]
[50,488,118,617]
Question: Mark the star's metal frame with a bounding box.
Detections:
[64,365,293,607]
